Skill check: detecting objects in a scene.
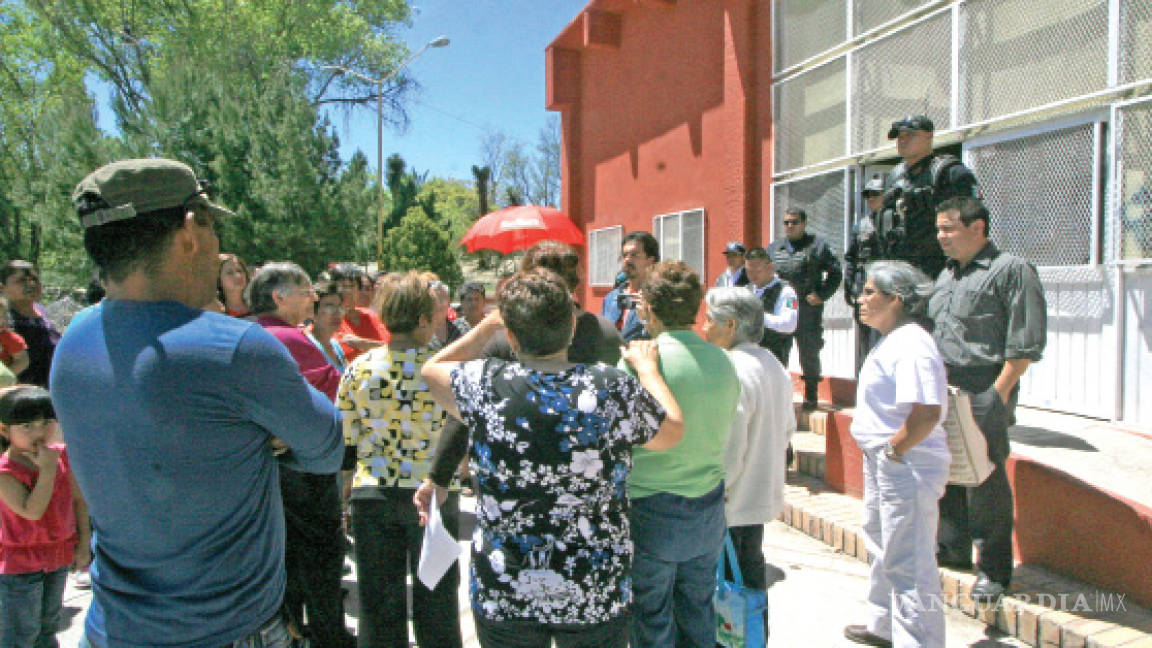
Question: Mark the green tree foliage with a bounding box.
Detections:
[1,0,418,282]
[381,208,462,287]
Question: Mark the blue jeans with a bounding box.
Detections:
[0,567,68,648]
[629,483,726,648]
[79,613,294,648]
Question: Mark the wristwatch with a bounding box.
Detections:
[883,442,906,463]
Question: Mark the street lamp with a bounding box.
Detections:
[323,35,450,270]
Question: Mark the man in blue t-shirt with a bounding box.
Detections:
[53,159,344,648]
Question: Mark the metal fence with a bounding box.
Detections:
[774,0,847,71]
[773,58,847,173]
[851,9,952,154]
[853,0,934,35]
[1116,100,1152,261]
[959,0,1109,124]
[967,122,1098,266]
[1120,0,1152,85]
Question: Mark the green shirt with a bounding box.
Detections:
[623,329,740,499]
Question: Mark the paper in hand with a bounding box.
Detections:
[417,493,462,589]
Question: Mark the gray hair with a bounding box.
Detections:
[246,262,311,315]
[705,287,765,346]
[866,261,933,315]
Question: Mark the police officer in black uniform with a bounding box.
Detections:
[768,208,842,410]
[883,115,980,280]
[844,176,887,371]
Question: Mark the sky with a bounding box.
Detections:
[326,0,590,182]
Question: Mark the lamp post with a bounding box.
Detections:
[323,35,450,270]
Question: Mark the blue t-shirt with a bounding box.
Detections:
[50,300,343,648]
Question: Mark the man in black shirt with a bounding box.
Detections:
[768,208,842,410]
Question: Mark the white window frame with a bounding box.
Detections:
[652,208,707,275]
[587,225,623,287]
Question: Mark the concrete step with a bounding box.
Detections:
[780,465,1152,647]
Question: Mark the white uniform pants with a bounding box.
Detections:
[861,446,950,648]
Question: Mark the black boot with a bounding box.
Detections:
[803,380,819,411]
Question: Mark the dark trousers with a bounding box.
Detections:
[281,469,353,648]
[726,525,770,640]
[474,614,629,648]
[938,371,1017,586]
[350,490,462,648]
[0,567,67,648]
[782,302,824,397]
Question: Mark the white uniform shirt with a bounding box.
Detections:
[723,343,797,526]
[851,322,950,457]
[750,279,798,334]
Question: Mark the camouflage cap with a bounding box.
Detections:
[72,158,234,229]
[887,114,935,139]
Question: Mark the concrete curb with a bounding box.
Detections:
[780,470,1152,647]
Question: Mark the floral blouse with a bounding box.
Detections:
[451,358,664,624]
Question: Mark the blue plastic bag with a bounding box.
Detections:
[715,532,768,648]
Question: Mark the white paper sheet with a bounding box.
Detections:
[417,493,462,589]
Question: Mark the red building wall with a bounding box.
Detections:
[547,0,771,312]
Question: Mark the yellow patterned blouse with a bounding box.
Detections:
[336,345,448,489]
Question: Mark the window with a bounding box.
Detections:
[587,225,623,287]
[653,209,706,275]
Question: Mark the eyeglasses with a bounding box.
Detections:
[316,304,344,314]
[782,220,801,226]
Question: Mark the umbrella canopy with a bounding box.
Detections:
[459,205,584,254]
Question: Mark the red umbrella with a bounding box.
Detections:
[459,205,584,254]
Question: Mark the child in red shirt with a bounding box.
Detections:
[0,386,90,647]
[0,297,30,379]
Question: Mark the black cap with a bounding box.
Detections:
[723,241,747,255]
[887,115,935,139]
[862,176,885,195]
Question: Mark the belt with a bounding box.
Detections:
[945,363,1002,392]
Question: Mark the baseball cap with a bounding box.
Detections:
[72,158,234,229]
[862,176,885,195]
[744,247,772,262]
[723,241,747,255]
[887,114,935,139]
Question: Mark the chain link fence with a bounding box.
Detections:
[773,58,847,173]
[851,10,952,155]
[1116,101,1152,261]
[967,123,1097,266]
[960,0,1109,125]
[853,0,933,35]
[772,169,848,253]
[1120,0,1152,85]
[774,0,847,72]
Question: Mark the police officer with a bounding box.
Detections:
[768,208,842,410]
[743,247,797,366]
[715,241,750,287]
[884,114,979,280]
[929,196,1047,603]
[844,176,887,370]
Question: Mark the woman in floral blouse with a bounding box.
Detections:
[417,269,684,648]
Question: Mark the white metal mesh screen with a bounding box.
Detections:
[853,0,933,35]
[773,58,847,173]
[960,0,1109,124]
[851,10,952,154]
[1116,102,1152,261]
[774,0,848,71]
[772,170,848,253]
[588,226,622,287]
[1120,0,1152,84]
[967,123,1097,266]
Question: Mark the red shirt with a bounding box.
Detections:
[0,329,27,364]
[0,444,77,574]
[337,307,390,361]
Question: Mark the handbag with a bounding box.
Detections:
[943,387,995,486]
[715,532,768,648]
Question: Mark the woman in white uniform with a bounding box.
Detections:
[844,261,952,648]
